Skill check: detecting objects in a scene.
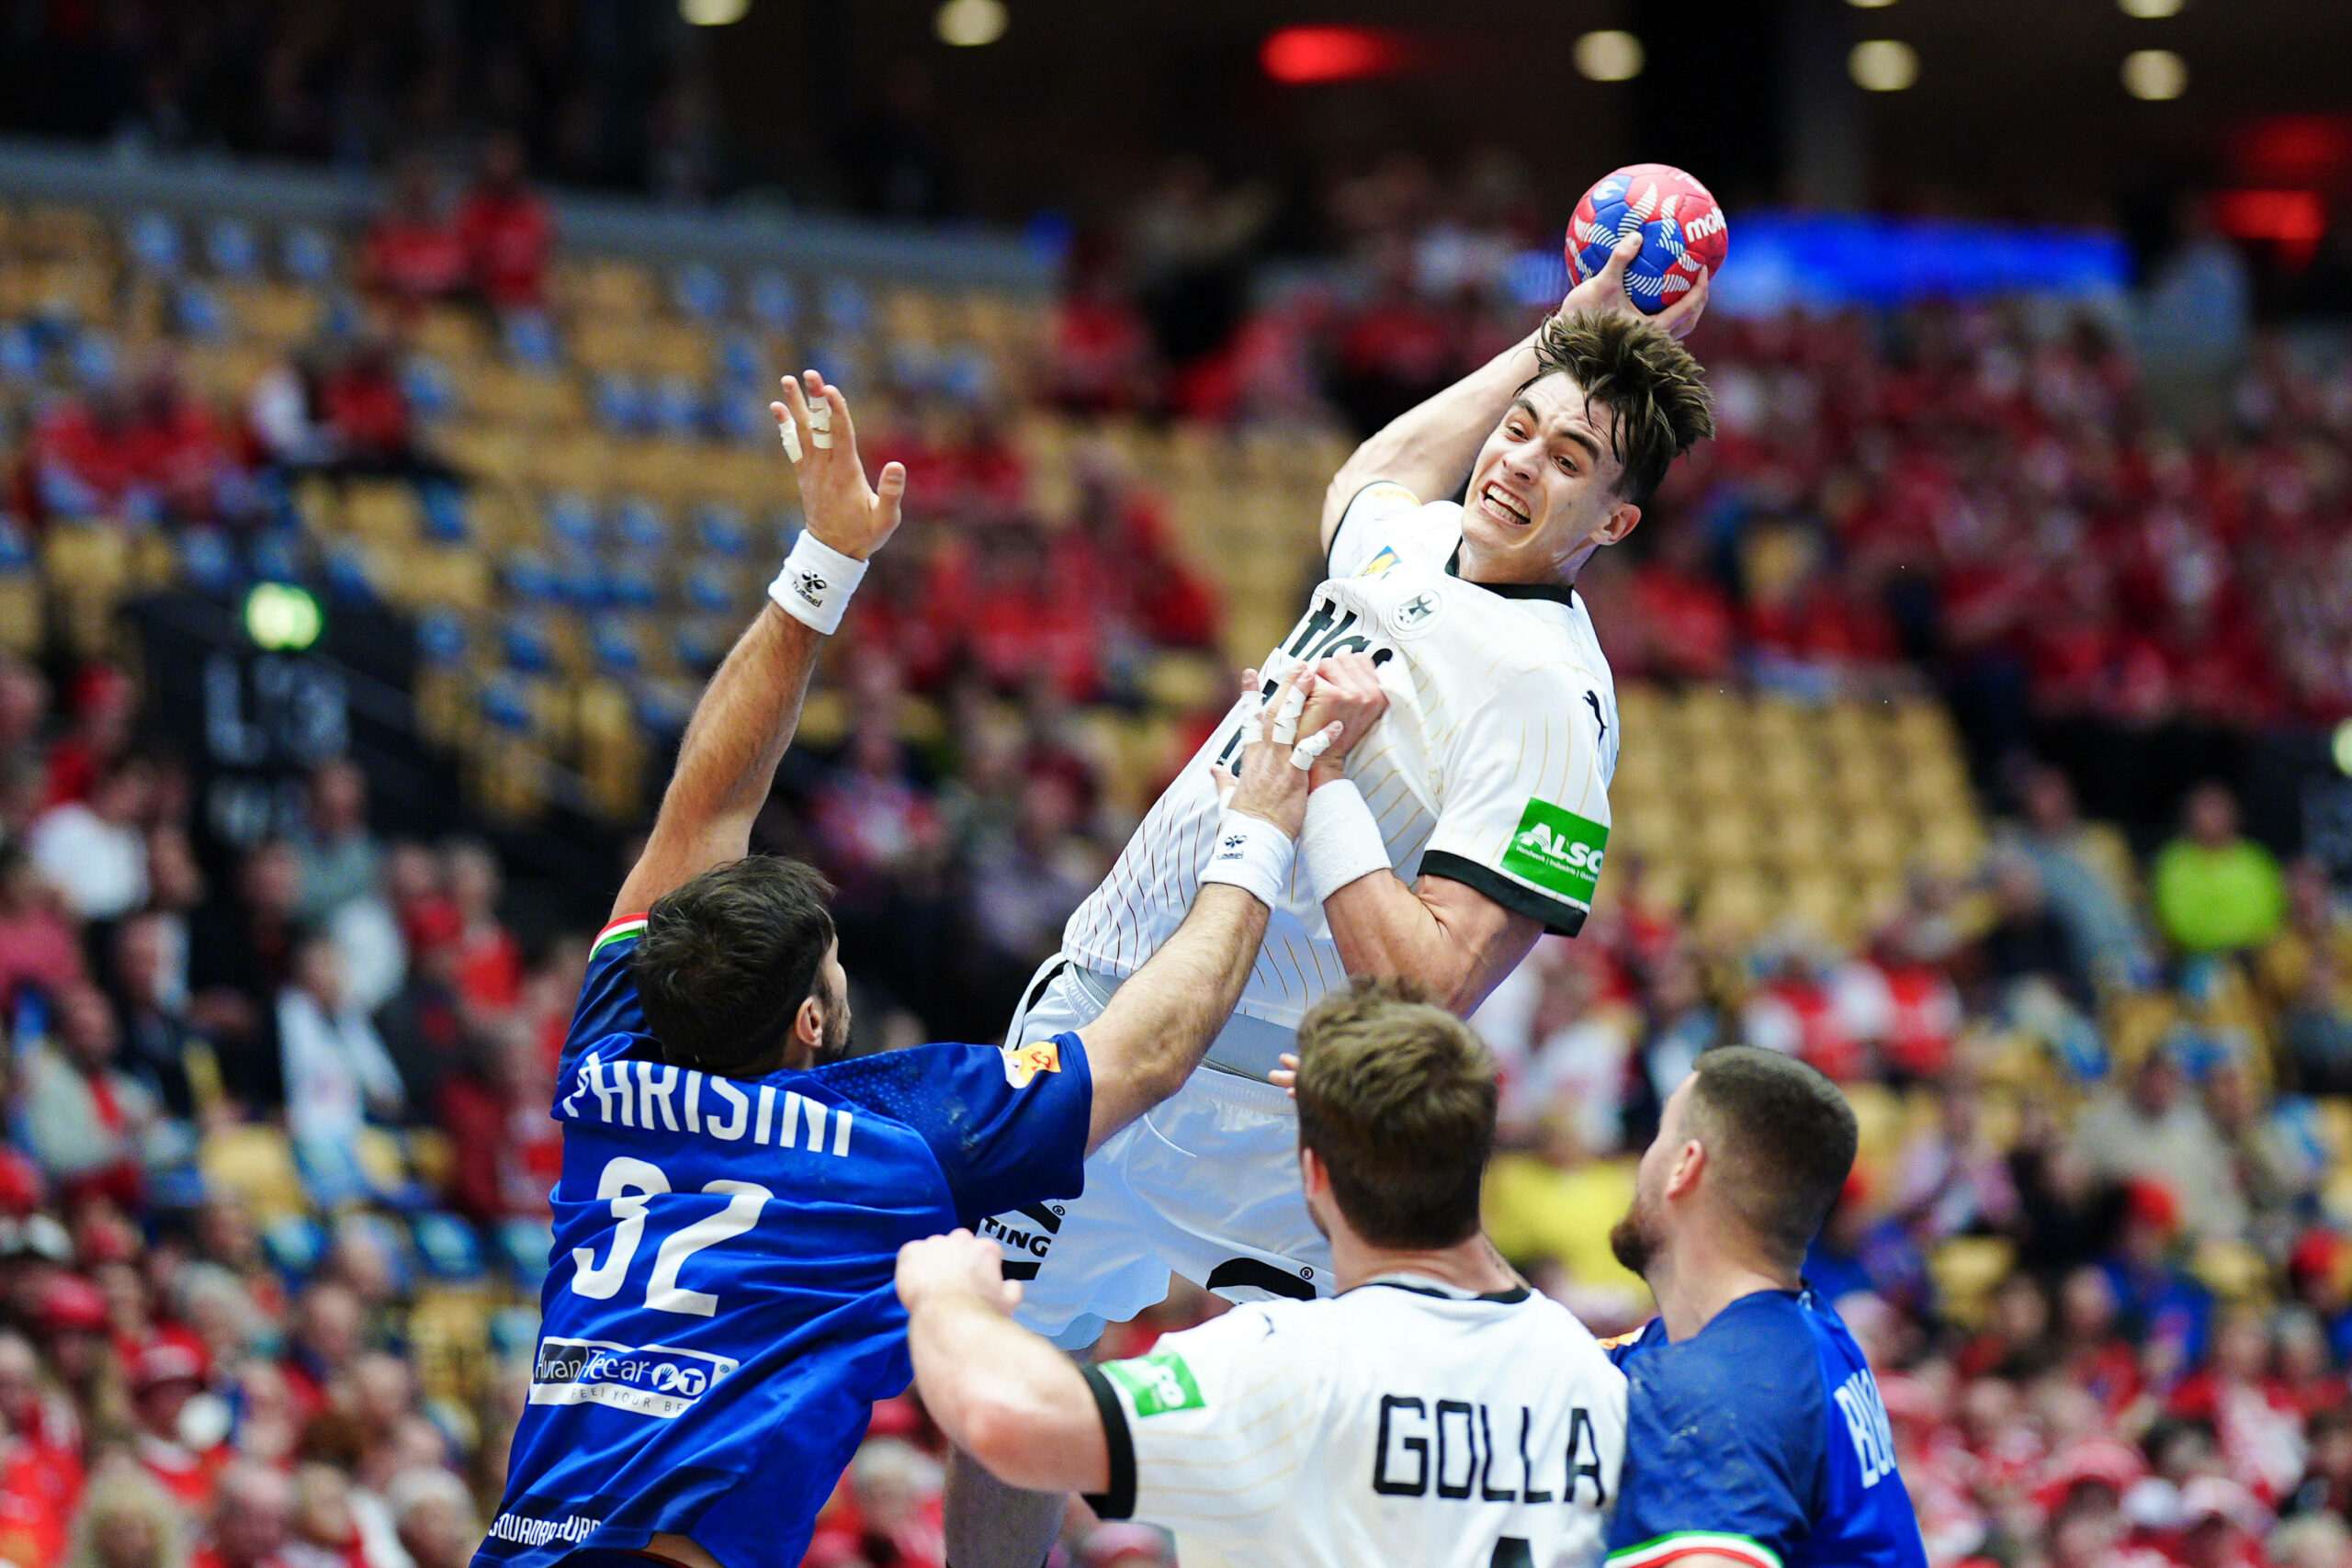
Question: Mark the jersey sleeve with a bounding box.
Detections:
[1081,1307,1319,1540]
[1417,661,1611,937]
[818,1033,1094,1228]
[1326,480,1460,580]
[1604,1325,1825,1568]
[560,915,651,1075]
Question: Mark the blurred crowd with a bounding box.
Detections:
[0,128,2346,1568]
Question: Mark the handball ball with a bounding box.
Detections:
[1565,164,1728,315]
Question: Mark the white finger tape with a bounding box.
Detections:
[808,400,834,449]
[1289,721,1340,772]
[1269,679,1308,747]
[778,416,803,463]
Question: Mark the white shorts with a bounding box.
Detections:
[980,956,1334,1349]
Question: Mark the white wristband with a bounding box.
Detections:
[768,531,867,636]
[1199,809,1295,910]
[1302,779,1390,905]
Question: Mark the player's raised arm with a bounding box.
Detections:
[1317,231,1707,554]
[609,373,906,921]
[1075,669,1362,1152]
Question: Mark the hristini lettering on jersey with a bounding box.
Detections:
[1833,1367,1900,1488]
[1372,1395,1606,1506]
[558,1052,854,1157]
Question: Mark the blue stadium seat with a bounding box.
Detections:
[673,622,723,674]
[503,548,560,604]
[71,331,116,389]
[594,371,648,433]
[694,502,748,558]
[416,608,469,667]
[503,309,560,369]
[606,553,661,610]
[493,1218,553,1288]
[720,330,764,385]
[420,482,469,544]
[592,621,641,676]
[324,541,378,603]
[746,270,798,330]
[673,261,729,320]
[261,1213,327,1279]
[501,612,556,673]
[0,520,31,574]
[206,218,260,277]
[612,496,667,551]
[403,355,458,423]
[684,562,735,614]
[174,281,227,340]
[820,276,869,333]
[412,1212,487,1282]
[250,529,301,582]
[127,211,181,273]
[650,376,704,437]
[481,673,535,733]
[555,544,607,608]
[0,324,40,382]
[178,529,238,595]
[280,226,335,282]
[544,492,600,548]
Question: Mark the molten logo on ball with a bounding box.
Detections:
[1566,163,1728,315]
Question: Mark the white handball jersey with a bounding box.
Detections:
[1080,1277,1627,1568]
[1063,480,1620,1027]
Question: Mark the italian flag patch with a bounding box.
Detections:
[593,915,649,957]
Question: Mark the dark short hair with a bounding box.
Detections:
[1688,1045,1858,1264]
[1527,311,1714,506]
[1294,977,1497,1250]
[631,856,835,1077]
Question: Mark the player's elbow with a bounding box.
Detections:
[957,1391,1067,1491]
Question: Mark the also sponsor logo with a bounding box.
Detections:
[1500,798,1610,904]
[1102,1349,1205,1417]
[527,1336,738,1419]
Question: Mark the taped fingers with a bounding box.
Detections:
[1290,720,1343,772]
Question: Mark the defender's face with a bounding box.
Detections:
[817,940,853,1063]
[1463,372,1635,579]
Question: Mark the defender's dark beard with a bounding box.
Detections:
[1609,1199,1659,1279]
[813,998,853,1065]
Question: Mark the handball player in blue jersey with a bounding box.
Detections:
[1603,1047,1930,1568]
[473,373,1380,1568]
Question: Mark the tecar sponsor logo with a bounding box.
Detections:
[1501,799,1609,904]
[1001,1038,1062,1089]
[527,1335,739,1419]
[1102,1349,1205,1417]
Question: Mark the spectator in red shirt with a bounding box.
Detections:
[0,845,86,1011]
[318,340,415,475]
[443,840,519,1016]
[128,1340,222,1514]
[456,133,552,315]
[43,664,135,809]
[361,159,468,314]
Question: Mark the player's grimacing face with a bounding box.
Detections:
[1463,372,1635,579]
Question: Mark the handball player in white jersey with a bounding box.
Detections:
[954,236,1713,1564]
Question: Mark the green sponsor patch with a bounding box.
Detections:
[1102,1349,1205,1417]
[1500,798,1609,905]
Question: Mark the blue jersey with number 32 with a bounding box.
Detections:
[473,918,1093,1568]
[1604,1290,1929,1568]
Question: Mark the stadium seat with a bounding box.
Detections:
[201,1126,310,1222]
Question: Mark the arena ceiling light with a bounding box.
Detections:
[1573,31,1645,83]
[2122,48,2188,99]
[935,0,1007,48]
[679,0,748,24]
[2118,0,2185,17]
[1261,26,1412,85]
[1845,0,1897,8]
[1848,39,1918,92]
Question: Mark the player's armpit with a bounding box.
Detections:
[1323,866,1542,1014]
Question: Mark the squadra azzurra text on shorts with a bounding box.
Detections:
[558,1050,854,1157]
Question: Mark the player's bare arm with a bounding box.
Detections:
[1317,231,1708,553]
[1080,667,1370,1152]
[609,372,906,920]
[899,1228,1110,1495]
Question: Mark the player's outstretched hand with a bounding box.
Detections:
[1270,1051,1298,1098]
[1299,651,1387,787]
[774,370,907,562]
[1556,231,1711,343]
[1222,666,1333,840]
[896,1229,1022,1317]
